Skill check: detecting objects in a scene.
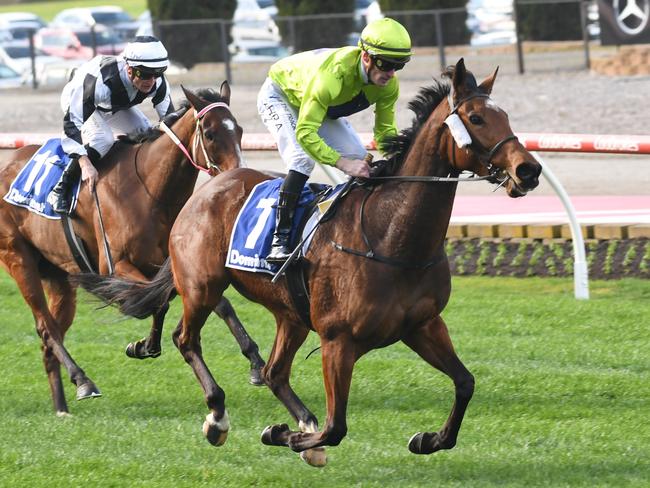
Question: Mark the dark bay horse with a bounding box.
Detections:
[0,82,263,415]
[75,59,542,465]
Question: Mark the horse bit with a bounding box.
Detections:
[159,102,232,174]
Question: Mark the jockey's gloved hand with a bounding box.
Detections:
[160,112,180,127]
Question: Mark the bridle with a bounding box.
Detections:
[333,90,519,269]
[366,91,518,185]
[159,102,233,174]
[447,92,518,186]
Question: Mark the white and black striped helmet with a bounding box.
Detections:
[123,35,169,74]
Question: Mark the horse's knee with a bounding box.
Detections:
[262,363,286,390]
[456,373,475,401]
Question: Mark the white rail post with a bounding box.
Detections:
[533,152,590,300]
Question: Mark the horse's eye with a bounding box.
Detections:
[469,114,483,125]
[204,130,215,142]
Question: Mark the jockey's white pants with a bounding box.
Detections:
[63,106,151,159]
[257,77,366,177]
[82,108,151,158]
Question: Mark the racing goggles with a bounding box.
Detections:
[372,56,407,72]
[133,67,166,80]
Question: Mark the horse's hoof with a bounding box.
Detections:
[261,423,290,446]
[125,341,161,360]
[408,432,441,455]
[202,411,230,447]
[76,382,102,401]
[300,447,327,468]
[249,367,265,387]
[56,410,72,418]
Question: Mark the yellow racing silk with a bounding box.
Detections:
[269,46,399,166]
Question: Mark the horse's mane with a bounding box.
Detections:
[381,66,478,175]
[120,88,229,144]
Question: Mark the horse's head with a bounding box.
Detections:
[181,82,244,176]
[443,58,541,197]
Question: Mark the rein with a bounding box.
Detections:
[331,185,445,270]
[332,90,517,269]
[159,101,232,174]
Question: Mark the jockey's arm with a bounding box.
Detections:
[152,77,175,121]
[295,77,370,178]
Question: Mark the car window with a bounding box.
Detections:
[76,30,121,46]
[4,46,31,58]
[0,64,19,78]
[92,12,133,25]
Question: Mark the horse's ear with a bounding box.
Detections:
[219,81,231,105]
[452,58,468,96]
[181,84,208,111]
[478,66,499,95]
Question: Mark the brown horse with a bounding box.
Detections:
[75,59,542,465]
[0,82,264,415]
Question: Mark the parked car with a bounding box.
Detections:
[51,6,139,41]
[73,25,126,55]
[232,0,280,42]
[0,61,24,88]
[229,38,288,62]
[135,9,152,37]
[35,28,95,60]
[256,0,278,18]
[0,42,65,82]
[0,12,47,43]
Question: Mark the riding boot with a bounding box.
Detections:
[267,170,308,263]
[49,156,81,215]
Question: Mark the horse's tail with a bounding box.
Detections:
[72,258,176,319]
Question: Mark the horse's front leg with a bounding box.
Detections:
[260,317,326,467]
[265,332,356,465]
[172,307,229,448]
[402,315,475,455]
[213,297,265,385]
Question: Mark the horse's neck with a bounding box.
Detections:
[138,112,198,209]
[375,112,458,253]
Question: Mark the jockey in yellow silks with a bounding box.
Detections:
[257,17,413,262]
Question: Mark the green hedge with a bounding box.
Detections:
[517,1,583,41]
[275,0,355,51]
[379,0,471,46]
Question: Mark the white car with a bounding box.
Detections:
[230,39,289,62]
[51,6,139,41]
[0,62,25,88]
[232,0,280,42]
[0,12,47,42]
[0,42,65,83]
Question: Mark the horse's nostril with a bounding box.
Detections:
[516,162,541,186]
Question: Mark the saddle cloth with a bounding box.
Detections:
[3,138,80,219]
[226,178,345,275]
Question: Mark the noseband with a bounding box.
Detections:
[160,102,233,174]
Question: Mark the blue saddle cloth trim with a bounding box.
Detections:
[226,178,338,275]
[3,138,81,220]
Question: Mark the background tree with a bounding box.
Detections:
[378,0,471,46]
[148,0,237,68]
[517,2,583,41]
[274,0,355,52]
